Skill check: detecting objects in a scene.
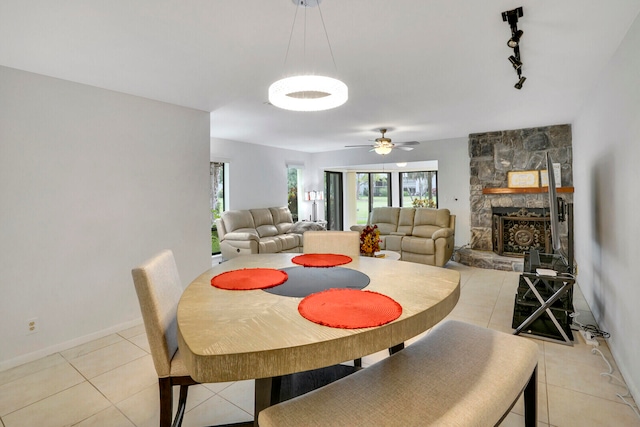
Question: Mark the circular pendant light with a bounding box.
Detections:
[269,75,348,111]
[269,0,347,112]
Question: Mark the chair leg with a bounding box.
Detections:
[159,378,173,427]
[354,358,362,368]
[172,385,190,427]
[523,366,538,427]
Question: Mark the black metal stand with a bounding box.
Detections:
[512,252,575,345]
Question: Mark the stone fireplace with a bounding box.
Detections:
[459,124,573,271]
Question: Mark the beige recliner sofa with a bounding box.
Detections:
[351,207,455,267]
[215,207,304,260]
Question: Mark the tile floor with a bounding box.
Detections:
[1,262,639,427]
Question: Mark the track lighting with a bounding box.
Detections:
[508,55,522,70]
[502,7,527,89]
[507,30,523,48]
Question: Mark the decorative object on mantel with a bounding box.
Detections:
[268,0,347,112]
[507,170,539,188]
[540,163,562,188]
[359,225,381,256]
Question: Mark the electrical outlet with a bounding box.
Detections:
[27,317,38,335]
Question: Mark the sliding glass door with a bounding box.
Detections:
[325,171,343,230]
[355,172,391,224]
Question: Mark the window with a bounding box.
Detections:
[399,171,438,208]
[287,167,302,222]
[355,172,391,224]
[210,162,226,255]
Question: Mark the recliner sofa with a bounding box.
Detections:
[351,207,455,267]
[215,207,304,260]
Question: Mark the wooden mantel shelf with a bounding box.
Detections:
[482,187,574,195]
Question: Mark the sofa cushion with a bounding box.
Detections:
[269,207,294,234]
[396,208,415,235]
[369,207,400,235]
[402,235,435,255]
[222,210,256,233]
[251,208,279,237]
[412,208,451,238]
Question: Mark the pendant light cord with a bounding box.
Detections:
[317,2,338,72]
[282,1,338,72]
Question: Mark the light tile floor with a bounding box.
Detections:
[1,262,639,427]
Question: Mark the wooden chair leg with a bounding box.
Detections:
[523,365,538,427]
[173,385,190,427]
[159,377,173,427]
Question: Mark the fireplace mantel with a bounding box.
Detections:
[482,187,574,195]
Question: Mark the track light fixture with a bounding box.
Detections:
[507,30,523,48]
[508,55,522,70]
[502,7,526,89]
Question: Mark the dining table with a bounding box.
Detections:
[177,253,460,426]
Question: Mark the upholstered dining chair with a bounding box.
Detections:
[131,249,198,427]
[303,230,363,367]
[303,231,361,258]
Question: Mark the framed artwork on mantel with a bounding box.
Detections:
[540,163,562,188]
[507,170,539,188]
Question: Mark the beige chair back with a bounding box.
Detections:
[303,231,360,258]
[131,249,183,378]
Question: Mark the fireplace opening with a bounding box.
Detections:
[492,207,551,257]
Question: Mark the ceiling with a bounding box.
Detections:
[2,1,639,153]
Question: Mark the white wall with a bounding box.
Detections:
[573,14,640,400]
[0,66,211,369]
[210,137,313,214]
[310,137,471,247]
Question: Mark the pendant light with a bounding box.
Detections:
[269,0,348,112]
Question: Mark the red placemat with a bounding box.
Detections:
[211,268,288,290]
[298,288,402,329]
[291,253,352,267]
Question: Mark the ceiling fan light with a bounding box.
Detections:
[268,75,348,112]
[374,146,393,155]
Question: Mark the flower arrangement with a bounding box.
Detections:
[359,225,381,255]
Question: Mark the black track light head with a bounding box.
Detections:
[508,55,522,70]
[515,76,526,90]
[508,30,524,48]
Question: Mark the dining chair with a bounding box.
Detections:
[303,230,363,367]
[303,230,361,258]
[131,249,199,427]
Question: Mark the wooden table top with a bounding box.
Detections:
[177,253,460,383]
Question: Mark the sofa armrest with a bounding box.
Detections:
[350,225,366,232]
[432,228,454,240]
[223,231,260,242]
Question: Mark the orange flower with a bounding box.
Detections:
[360,225,381,254]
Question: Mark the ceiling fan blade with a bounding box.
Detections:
[344,144,374,148]
[397,146,415,151]
[393,141,420,146]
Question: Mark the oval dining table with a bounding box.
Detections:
[177,253,460,426]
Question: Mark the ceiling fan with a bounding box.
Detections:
[345,129,420,155]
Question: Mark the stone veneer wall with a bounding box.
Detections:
[469,124,573,252]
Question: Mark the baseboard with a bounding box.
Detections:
[0,317,143,373]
